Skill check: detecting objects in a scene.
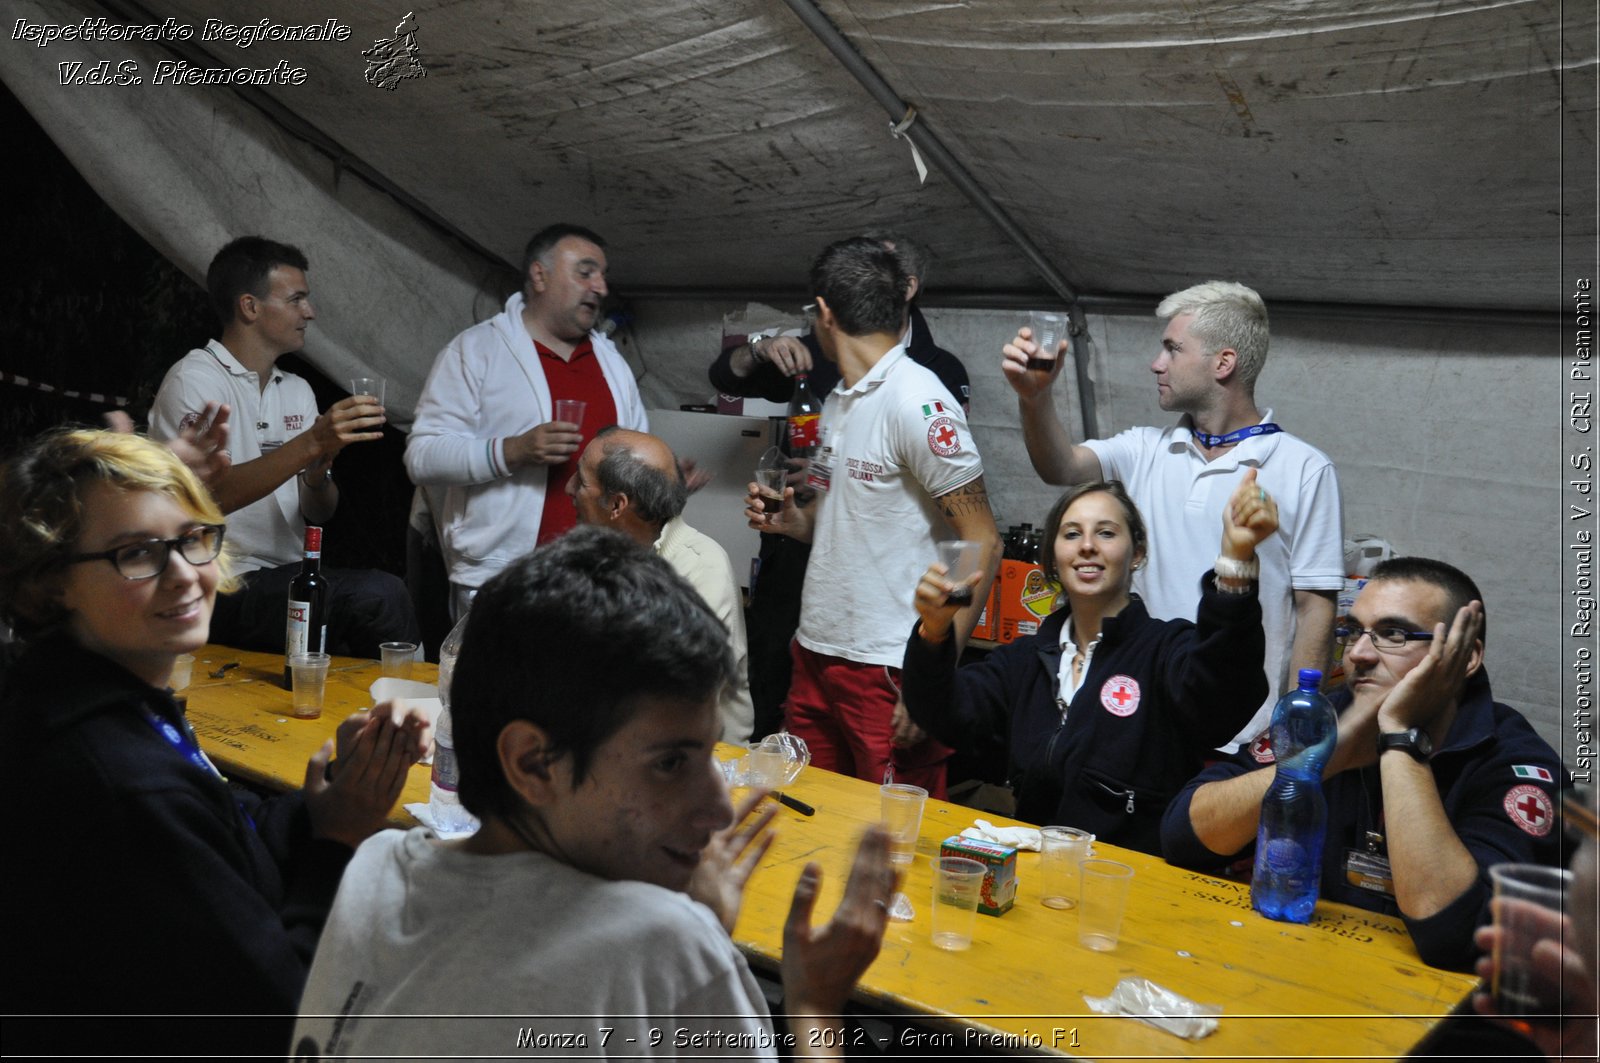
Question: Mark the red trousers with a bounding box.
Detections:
[783,642,950,799]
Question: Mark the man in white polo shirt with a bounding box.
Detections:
[150,236,419,656]
[1002,280,1343,749]
[747,238,1001,797]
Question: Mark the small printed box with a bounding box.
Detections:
[998,560,1052,644]
[940,835,1017,915]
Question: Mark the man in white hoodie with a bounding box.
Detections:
[406,224,648,617]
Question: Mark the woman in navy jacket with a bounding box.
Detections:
[0,429,428,1054]
[901,476,1278,855]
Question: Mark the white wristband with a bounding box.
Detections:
[1214,555,1259,582]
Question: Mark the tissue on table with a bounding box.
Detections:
[960,818,1044,851]
[1083,977,1221,1040]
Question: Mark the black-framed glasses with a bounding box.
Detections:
[1333,623,1434,652]
[61,525,225,581]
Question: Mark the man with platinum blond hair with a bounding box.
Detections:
[1001,280,1343,749]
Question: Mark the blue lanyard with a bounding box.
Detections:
[138,702,258,831]
[1191,421,1282,449]
[139,703,221,779]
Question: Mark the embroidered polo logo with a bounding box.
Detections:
[1503,785,1554,837]
[927,416,961,456]
[1249,732,1275,764]
[1100,675,1140,716]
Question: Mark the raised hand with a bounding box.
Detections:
[913,562,970,643]
[688,786,778,933]
[311,394,386,457]
[303,706,428,847]
[1000,327,1065,399]
[1220,469,1279,560]
[781,826,899,1018]
[1375,600,1483,733]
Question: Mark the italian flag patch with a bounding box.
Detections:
[921,400,947,418]
[1512,764,1554,783]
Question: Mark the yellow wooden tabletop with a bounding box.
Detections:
[723,756,1478,1059]
[185,643,1475,1059]
[183,644,433,822]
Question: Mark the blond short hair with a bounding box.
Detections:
[1156,281,1269,391]
[0,428,236,636]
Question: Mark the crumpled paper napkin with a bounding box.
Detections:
[960,818,1043,851]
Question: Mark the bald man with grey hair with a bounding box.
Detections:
[568,427,755,742]
[1000,280,1344,750]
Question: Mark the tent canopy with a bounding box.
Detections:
[6,0,1587,315]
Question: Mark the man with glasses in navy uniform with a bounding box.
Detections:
[1162,557,1566,971]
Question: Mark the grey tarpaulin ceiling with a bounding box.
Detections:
[3,1,1592,365]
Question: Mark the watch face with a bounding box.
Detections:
[1381,729,1432,759]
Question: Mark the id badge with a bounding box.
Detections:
[1344,848,1395,897]
[806,445,834,494]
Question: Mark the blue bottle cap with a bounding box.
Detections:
[1297,668,1323,691]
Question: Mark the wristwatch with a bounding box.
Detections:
[746,330,773,362]
[1377,728,1433,761]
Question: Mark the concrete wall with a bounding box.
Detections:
[623,299,1566,758]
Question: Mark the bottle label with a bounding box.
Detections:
[286,599,311,657]
[431,746,460,792]
[787,413,820,450]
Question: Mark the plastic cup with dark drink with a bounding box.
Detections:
[1488,863,1572,1020]
[937,539,984,605]
[1027,311,1068,371]
[754,467,786,515]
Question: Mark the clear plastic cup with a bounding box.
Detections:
[880,783,928,867]
[931,856,987,951]
[1039,826,1094,909]
[1078,859,1135,951]
[289,651,331,719]
[350,377,386,405]
[380,641,418,680]
[1489,863,1573,1016]
[1027,311,1068,370]
[554,399,587,428]
[936,540,984,606]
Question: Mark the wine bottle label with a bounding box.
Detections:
[286,599,311,657]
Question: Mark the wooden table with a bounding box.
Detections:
[725,760,1478,1059]
[185,644,1476,1059]
[182,644,433,822]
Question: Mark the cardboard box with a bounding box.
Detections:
[997,559,1054,644]
[939,835,1017,915]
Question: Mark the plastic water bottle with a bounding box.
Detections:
[1251,669,1337,923]
[429,613,479,834]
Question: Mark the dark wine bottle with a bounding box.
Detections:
[284,525,329,687]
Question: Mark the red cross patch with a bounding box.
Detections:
[1100,675,1141,717]
[926,416,962,456]
[1503,784,1554,837]
[1249,732,1275,764]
